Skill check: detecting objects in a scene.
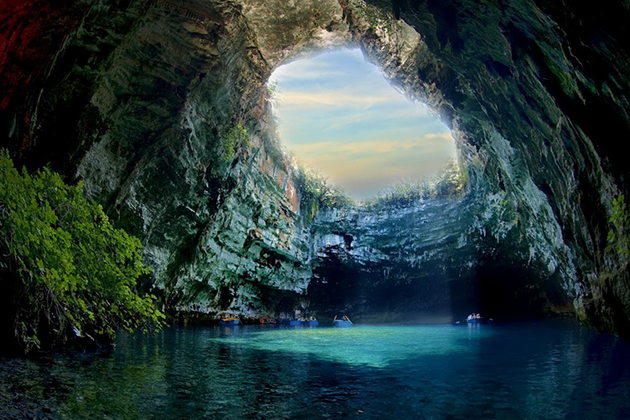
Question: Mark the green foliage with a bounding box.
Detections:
[607,194,629,264]
[0,151,164,353]
[349,0,398,33]
[297,167,354,222]
[434,159,467,197]
[364,159,466,208]
[266,80,279,104]
[222,124,251,162]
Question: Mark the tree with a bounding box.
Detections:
[0,151,164,353]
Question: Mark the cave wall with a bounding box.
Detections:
[1,0,316,318]
[309,194,571,323]
[362,0,630,334]
[2,0,630,335]
[309,199,480,323]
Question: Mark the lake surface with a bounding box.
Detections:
[1,319,629,419]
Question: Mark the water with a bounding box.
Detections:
[1,319,629,419]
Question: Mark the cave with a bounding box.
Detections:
[2,0,630,339]
[4,0,630,417]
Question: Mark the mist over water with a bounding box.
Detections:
[1,320,629,419]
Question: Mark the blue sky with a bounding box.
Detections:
[269,48,456,200]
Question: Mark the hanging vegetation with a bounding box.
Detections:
[0,151,165,353]
[607,194,629,266]
[221,124,251,162]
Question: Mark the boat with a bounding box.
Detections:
[302,320,319,326]
[466,315,492,324]
[279,319,301,326]
[333,319,352,328]
[220,317,240,327]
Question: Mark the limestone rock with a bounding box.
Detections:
[1,0,630,336]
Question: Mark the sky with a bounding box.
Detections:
[269,48,456,200]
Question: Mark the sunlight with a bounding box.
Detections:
[212,325,481,368]
[269,48,457,201]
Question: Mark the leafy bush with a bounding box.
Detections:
[364,159,466,208]
[607,194,629,264]
[222,124,251,162]
[433,159,467,198]
[297,167,354,222]
[0,151,164,353]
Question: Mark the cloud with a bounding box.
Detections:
[272,58,342,82]
[272,49,411,112]
[277,90,399,110]
[271,48,368,82]
[291,136,454,161]
[275,98,438,142]
[290,134,455,184]
[269,48,457,199]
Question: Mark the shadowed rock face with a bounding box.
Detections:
[362,0,630,334]
[1,0,630,336]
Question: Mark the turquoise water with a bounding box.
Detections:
[1,320,629,419]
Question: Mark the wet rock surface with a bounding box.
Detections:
[365,0,630,335]
[1,0,630,336]
[308,195,570,322]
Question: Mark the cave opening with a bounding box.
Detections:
[264,47,475,323]
[268,48,459,202]
[257,33,502,325]
[3,0,630,414]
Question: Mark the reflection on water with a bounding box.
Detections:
[1,319,629,419]
[212,325,483,367]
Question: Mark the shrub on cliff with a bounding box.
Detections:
[364,159,466,208]
[607,194,629,266]
[0,151,165,354]
[221,124,251,162]
[297,168,353,222]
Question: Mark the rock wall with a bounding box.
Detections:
[361,0,630,335]
[309,199,479,322]
[1,0,630,335]
[309,194,571,323]
[1,0,315,318]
